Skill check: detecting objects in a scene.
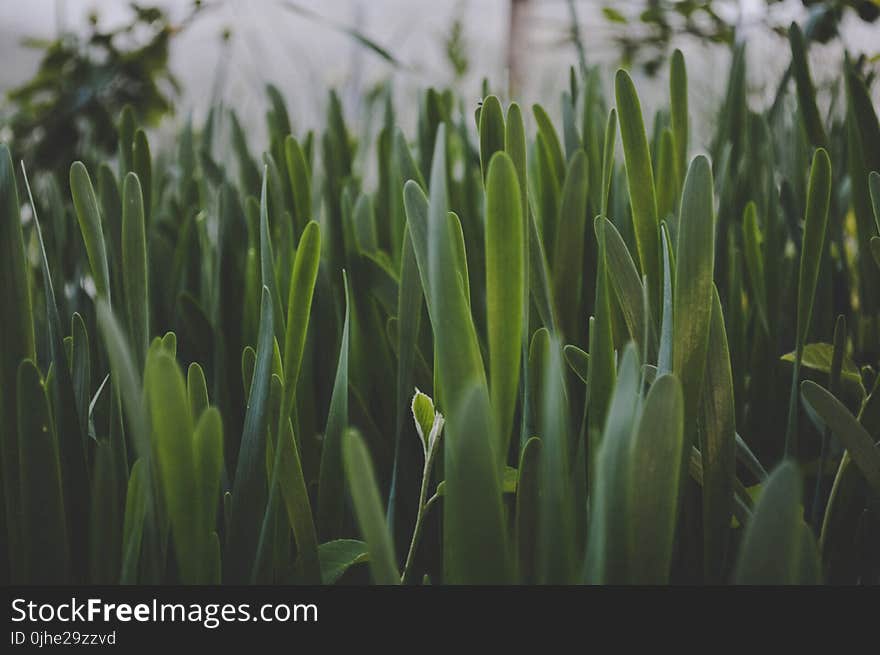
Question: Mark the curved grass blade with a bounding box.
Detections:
[602,216,650,354]
[670,49,688,190]
[479,95,505,183]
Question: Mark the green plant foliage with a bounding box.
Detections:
[2,42,879,586]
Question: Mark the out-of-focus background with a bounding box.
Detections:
[1,0,878,154]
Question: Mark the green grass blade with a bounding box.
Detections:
[628,373,684,584]
[343,429,399,585]
[673,155,715,447]
[552,150,589,342]
[187,362,209,421]
[602,216,651,355]
[742,201,769,335]
[486,151,524,460]
[70,161,111,301]
[670,49,688,190]
[699,287,736,581]
[615,69,660,316]
[515,436,542,583]
[226,286,274,582]
[318,272,352,539]
[122,172,149,369]
[786,148,832,456]
[479,95,505,183]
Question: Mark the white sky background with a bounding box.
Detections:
[0,0,877,154]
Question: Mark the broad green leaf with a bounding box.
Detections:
[122,172,149,369]
[786,148,832,456]
[628,373,684,584]
[319,539,369,584]
[343,430,399,585]
[70,161,111,300]
[533,104,565,184]
[673,155,715,448]
[781,343,863,394]
[486,151,524,458]
[615,69,660,315]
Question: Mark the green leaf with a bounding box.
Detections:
[628,373,684,584]
[122,172,149,369]
[133,129,152,224]
[479,95,505,183]
[411,388,436,451]
[601,216,651,354]
[615,69,660,316]
[533,104,565,185]
[669,49,688,190]
[734,461,817,584]
[699,288,736,581]
[226,287,274,582]
[515,436,542,584]
[781,343,863,394]
[563,345,589,384]
[17,360,69,582]
[801,381,880,495]
[318,272,352,539]
[786,148,832,456]
[588,219,617,443]
[70,161,111,300]
[120,459,148,584]
[553,150,589,342]
[486,151,524,458]
[600,108,617,218]
[284,136,312,236]
[342,430,399,585]
[187,362,209,421]
[319,539,369,584]
[673,155,715,447]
